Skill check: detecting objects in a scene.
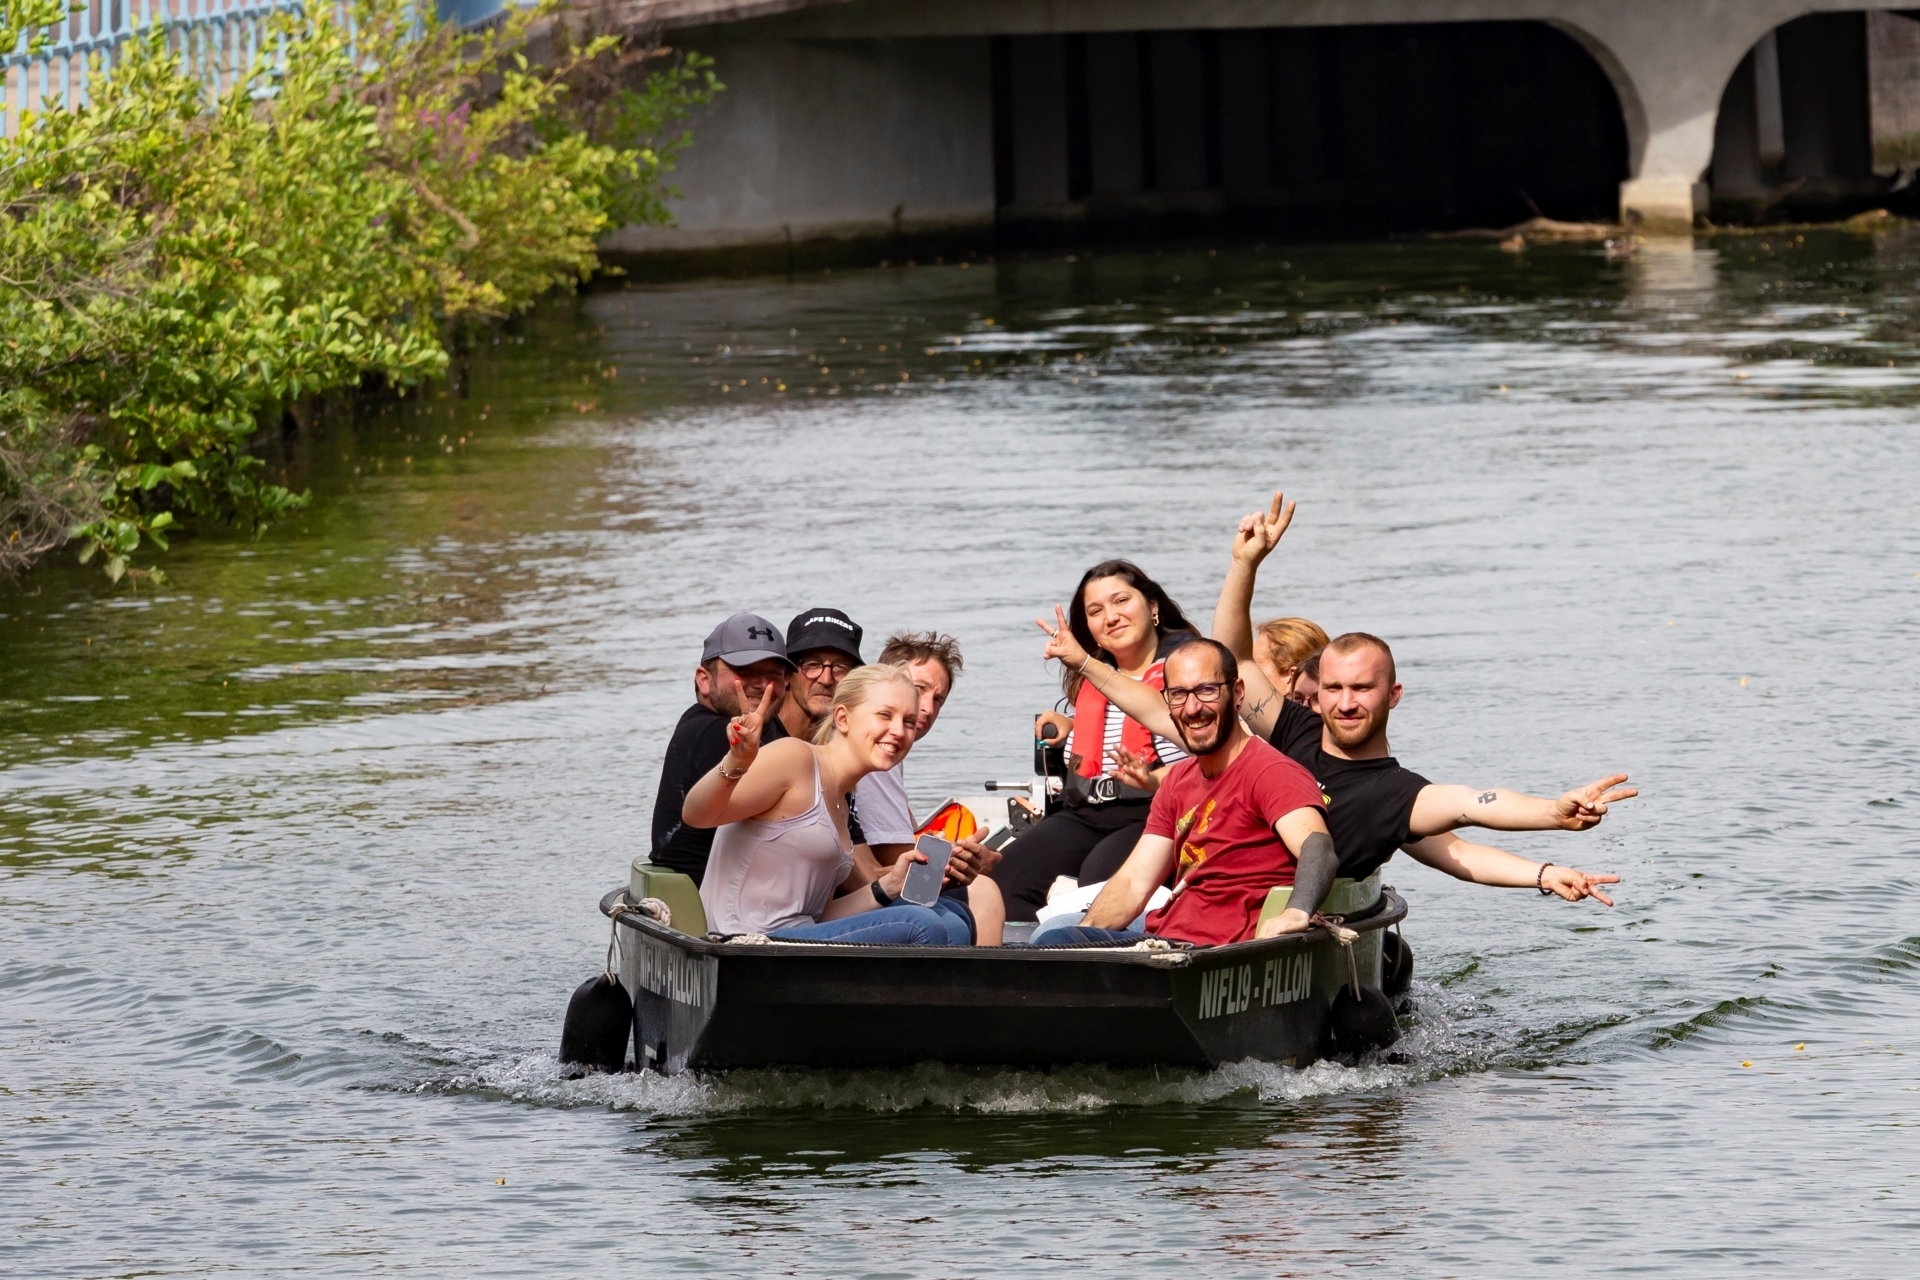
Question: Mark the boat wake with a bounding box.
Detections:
[414,977,1522,1115]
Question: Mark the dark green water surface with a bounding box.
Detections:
[3,234,1917,1276]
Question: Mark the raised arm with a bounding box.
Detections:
[1402,830,1619,905]
[681,685,803,828]
[1213,491,1292,658]
[1408,774,1639,837]
[1036,606,1180,740]
[1210,491,1295,740]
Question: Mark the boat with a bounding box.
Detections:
[596,821,1406,1074]
[573,727,1409,1074]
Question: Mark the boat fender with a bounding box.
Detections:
[1315,913,1400,1059]
[559,897,636,1074]
[1380,928,1414,1002]
[1324,983,1400,1059]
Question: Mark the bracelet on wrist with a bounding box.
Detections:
[718,760,749,781]
[1536,863,1553,895]
[870,880,894,908]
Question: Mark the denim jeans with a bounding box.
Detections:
[930,888,975,946]
[1028,921,1148,947]
[769,903,955,946]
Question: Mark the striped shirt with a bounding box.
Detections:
[1066,701,1189,776]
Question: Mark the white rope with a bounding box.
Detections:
[1315,915,1362,998]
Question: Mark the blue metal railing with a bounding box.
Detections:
[1,1,524,136]
[3,1,311,136]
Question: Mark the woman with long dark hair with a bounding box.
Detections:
[983,559,1200,922]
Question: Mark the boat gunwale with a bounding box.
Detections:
[600,886,1408,964]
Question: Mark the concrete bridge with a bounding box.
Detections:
[589,2,1920,264]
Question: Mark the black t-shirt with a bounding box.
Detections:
[649,703,788,884]
[1268,699,1430,880]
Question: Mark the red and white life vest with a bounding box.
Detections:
[1070,659,1166,779]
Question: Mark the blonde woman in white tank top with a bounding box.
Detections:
[682,664,957,945]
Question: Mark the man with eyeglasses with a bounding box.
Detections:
[649,612,795,885]
[777,607,865,741]
[1030,638,1340,947]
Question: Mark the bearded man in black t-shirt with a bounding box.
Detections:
[1046,493,1632,904]
[648,612,793,884]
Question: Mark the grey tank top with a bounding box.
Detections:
[699,755,855,935]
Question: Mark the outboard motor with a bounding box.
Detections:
[1034,714,1067,817]
[1380,929,1414,1002]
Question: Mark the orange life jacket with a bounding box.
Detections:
[1071,660,1166,778]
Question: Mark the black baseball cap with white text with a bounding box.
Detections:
[785,608,863,664]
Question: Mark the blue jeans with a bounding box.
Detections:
[770,903,956,946]
[1028,921,1148,947]
[931,889,975,946]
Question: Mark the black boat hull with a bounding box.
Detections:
[603,888,1408,1072]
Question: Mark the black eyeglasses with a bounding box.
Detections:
[1162,683,1226,708]
[798,658,854,680]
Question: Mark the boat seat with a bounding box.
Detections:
[629,858,709,937]
[1258,869,1383,926]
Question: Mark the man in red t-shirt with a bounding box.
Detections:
[1030,638,1339,948]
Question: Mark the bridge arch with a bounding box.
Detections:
[1708,9,1916,223]
[988,20,1631,240]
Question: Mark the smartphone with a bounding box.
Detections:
[901,834,953,907]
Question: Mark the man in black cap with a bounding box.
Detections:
[649,612,794,885]
[776,607,865,741]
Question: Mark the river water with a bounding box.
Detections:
[4,233,1917,1276]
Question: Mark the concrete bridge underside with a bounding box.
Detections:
[600,1,1916,265]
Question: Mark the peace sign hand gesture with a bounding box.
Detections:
[1035,603,1091,668]
[724,683,779,775]
[1231,490,1296,568]
[1553,774,1639,831]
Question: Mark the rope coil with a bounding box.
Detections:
[605,893,674,977]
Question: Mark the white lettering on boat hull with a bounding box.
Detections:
[631,933,714,1009]
[1197,953,1313,1020]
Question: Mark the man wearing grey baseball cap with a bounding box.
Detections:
[649,612,795,884]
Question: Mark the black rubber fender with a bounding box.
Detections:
[1324,983,1400,1059]
[559,973,633,1074]
[1380,929,1414,1001]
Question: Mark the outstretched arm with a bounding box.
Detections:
[1408,775,1639,837]
[1211,491,1295,740]
[1036,606,1180,739]
[1403,831,1619,905]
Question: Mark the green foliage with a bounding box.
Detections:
[0,0,719,581]
[1,0,75,57]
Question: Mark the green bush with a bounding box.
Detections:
[0,0,719,581]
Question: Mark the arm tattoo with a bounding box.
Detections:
[1243,692,1275,720]
[1477,791,1498,804]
